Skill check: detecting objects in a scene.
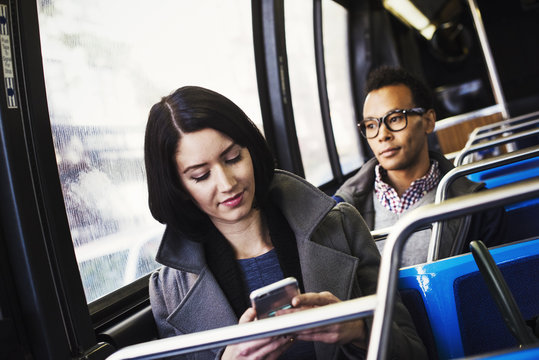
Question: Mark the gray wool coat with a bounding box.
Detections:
[149,169,427,360]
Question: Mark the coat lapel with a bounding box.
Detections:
[270,170,360,301]
[297,239,359,360]
[298,240,359,301]
[166,267,237,339]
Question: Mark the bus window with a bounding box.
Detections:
[322,0,364,174]
[36,0,261,303]
[284,0,333,186]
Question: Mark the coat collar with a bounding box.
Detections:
[155,226,206,274]
[268,171,357,301]
[156,170,355,358]
[267,170,336,242]
[155,169,336,273]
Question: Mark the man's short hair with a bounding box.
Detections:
[366,66,434,110]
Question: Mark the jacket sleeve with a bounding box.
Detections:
[337,202,428,360]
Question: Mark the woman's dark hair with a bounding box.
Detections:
[366,66,434,110]
[144,86,275,237]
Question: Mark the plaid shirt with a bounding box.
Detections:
[374,160,441,214]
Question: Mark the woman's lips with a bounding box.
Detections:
[221,192,244,207]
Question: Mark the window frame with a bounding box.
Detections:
[314,0,344,184]
[1,0,366,358]
[1,0,97,358]
[255,0,363,193]
[253,0,305,177]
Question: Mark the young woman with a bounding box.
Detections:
[144,86,426,359]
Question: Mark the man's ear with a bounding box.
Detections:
[424,109,436,134]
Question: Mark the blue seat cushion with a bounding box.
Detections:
[454,254,539,356]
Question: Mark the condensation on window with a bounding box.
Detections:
[322,0,365,174]
[36,0,261,303]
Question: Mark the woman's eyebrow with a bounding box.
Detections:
[220,143,239,157]
[182,162,207,174]
[182,143,238,174]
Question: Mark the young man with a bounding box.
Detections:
[334,66,505,266]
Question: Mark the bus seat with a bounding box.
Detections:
[466,156,539,188]
[474,345,539,360]
[398,238,539,359]
[466,156,539,242]
[468,240,538,348]
[454,251,539,356]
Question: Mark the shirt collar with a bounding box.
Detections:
[374,160,441,213]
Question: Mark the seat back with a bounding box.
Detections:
[466,156,539,242]
[454,253,539,355]
[466,156,539,188]
[429,147,539,261]
[398,238,539,359]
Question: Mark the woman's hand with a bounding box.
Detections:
[221,308,296,360]
[288,291,368,349]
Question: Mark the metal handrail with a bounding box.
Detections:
[371,224,432,242]
[434,105,502,131]
[371,226,393,242]
[467,110,539,140]
[106,296,377,360]
[427,145,539,262]
[466,118,539,147]
[467,0,509,119]
[106,179,539,360]
[454,127,539,166]
[367,178,539,360]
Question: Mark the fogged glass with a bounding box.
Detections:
[37,0,261,303]
[284,0,333,186]
[322,0,364,174]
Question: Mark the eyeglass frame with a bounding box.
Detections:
[357,107,426,139]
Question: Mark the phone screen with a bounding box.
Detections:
[250,277,299,319]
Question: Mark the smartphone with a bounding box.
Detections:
[249,277,300,319]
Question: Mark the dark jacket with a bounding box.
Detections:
[335,151,506,259]
[150,169,427,359]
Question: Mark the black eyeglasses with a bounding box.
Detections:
[358,107,426,139]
